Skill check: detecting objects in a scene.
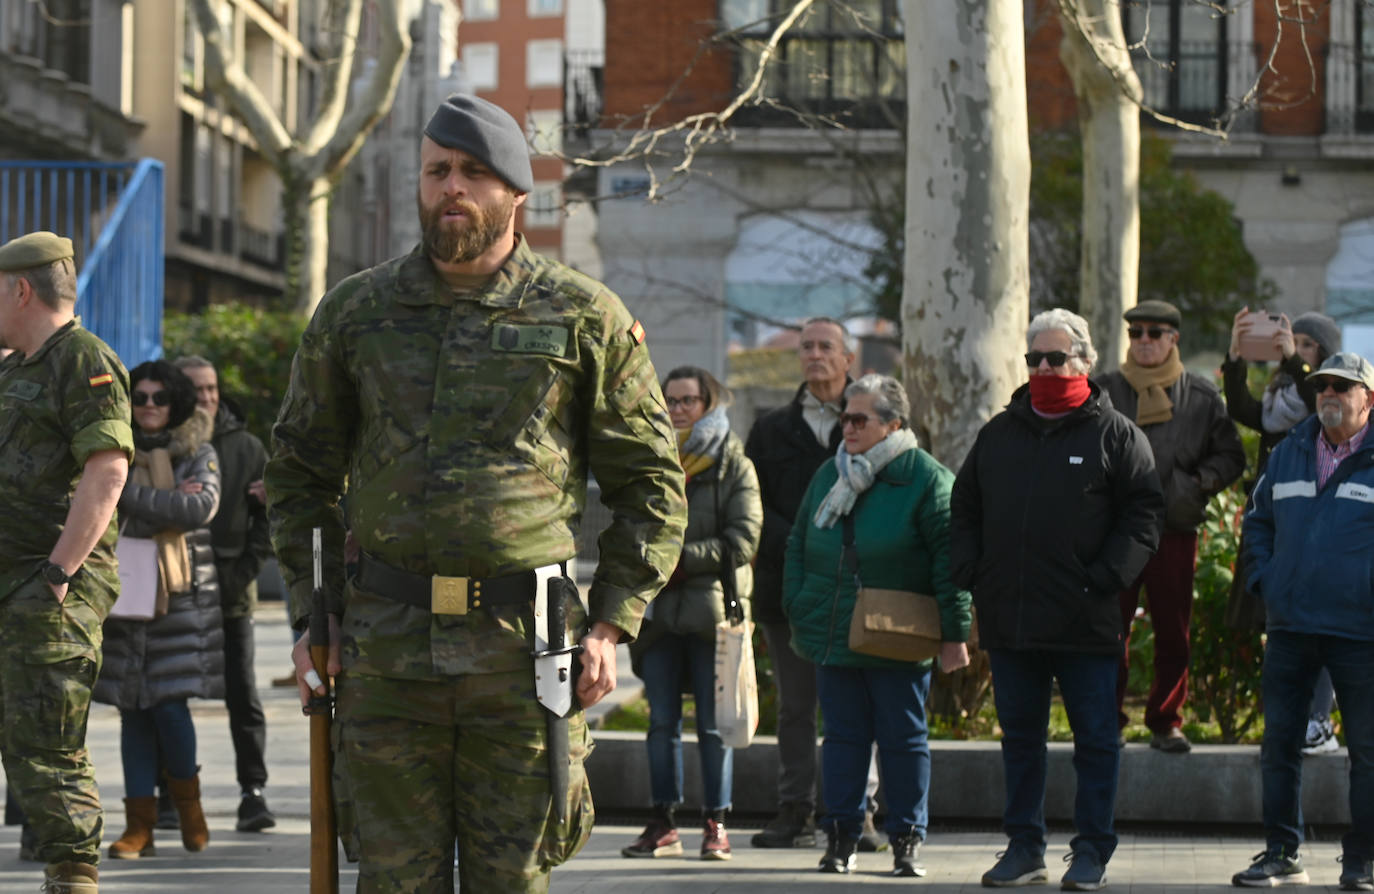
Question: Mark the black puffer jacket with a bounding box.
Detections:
[744,382,845,623]
[96,408,226,711]
[209,398,271,619]
[949,384,1164,655]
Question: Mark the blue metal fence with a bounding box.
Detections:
[0,159,164,366]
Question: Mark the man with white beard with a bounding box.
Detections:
[1237,352,1374,892]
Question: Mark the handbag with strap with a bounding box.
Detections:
[841,510,943,662]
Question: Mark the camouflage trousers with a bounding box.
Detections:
[0,572,105,866]
[335,667,595,893]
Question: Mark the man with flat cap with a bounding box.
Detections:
[1096,300,1244,753]
[1235,352,1374,890]
[266,94,687,891]
[0,232,133,893]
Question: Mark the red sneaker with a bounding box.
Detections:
[621,821,683,858]
[701,818,732,861]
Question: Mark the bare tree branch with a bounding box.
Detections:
[302,0,366,156]
[188,0,295,160]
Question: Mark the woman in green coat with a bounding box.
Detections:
[784,374,971,878]
[622,366,762,862]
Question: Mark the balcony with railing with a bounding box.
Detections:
[1325,41,1374,135]
[0,160,164,366]
[565,50,604,138]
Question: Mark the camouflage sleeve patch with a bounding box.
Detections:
[88,372,113,387]
[628,320,645,345]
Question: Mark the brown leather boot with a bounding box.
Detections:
[107,796,157,859]
[168,773,209,852]
[43,860,99,892]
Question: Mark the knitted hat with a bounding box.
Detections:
[423,95,533,193]
[1290,312,1341,361]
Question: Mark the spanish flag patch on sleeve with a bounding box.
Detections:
[628,320,646,345]
[88,372,113,388]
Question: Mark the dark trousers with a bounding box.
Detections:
[1261,631,1374,861]
[816,664,931,841]
[990,649,1121,863]
[1116,530,1197,733]
[223,614,268,790]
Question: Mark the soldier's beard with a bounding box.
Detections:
[418,190,516,265]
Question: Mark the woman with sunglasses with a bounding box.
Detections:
[94,359,224,859]
[1221,309,1344,754]
[951,309,1164,891]
[621,366,761,862]
[784,373,971,878]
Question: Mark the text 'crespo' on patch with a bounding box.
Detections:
[491,323,570,358]
[1069,456,1084,465]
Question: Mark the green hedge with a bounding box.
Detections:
[163,302,307,446]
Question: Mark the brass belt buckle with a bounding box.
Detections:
[431,576,469,615]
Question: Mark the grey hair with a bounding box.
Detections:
[844,373,909,426]
[173,355,215,373]
[15,258,77,310]
[801,316,857,355]
[1026,308,1098,373]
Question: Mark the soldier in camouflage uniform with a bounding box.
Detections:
[0,232,134,894]
[266,95,687,893]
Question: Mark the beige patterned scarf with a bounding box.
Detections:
[130,447,192,613]
[1120,346,1185,426]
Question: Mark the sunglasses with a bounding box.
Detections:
[840,413,877,430]
[1025,350,1073,368]
[1128,326,1174,341]
[665,395,703,410]
[1314,378,1361,394]
[131,391,171,407]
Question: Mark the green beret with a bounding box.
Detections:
[1123,299,1182,329]
[0,231,74,272]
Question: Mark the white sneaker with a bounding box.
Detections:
[1302,718,1339,756]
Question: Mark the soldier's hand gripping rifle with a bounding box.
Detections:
[305,528,339,893]
[532,566,581,823]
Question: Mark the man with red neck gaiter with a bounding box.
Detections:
[948,308,1164,893]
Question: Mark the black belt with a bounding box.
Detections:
[356,553,555,615]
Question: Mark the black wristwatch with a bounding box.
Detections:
[41,561,74,586]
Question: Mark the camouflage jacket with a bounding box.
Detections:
[266,239,686,677]
[0,319,133,605]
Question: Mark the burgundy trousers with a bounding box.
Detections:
[1115,530,1198,733]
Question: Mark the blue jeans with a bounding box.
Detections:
[989,649,1120,862]
[641,633,732,811]
[1261,631,1374,860]
[120,701,197,797]
[816,664,931,841]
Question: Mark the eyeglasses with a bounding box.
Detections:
[131,391,171,407]
[1127,326,1174,341]
[1025,350,1073,368]
[1314,378,1361,394]
[665,395,703,410]
[840,413,877,430]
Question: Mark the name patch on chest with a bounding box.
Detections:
[490,324,570,358]
[1335,482,1374,504]
[4,380,41,401]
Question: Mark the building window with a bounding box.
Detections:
[464,0,499,21]
[527,39,564,87]
[1123,0,1227,126]
[528,0,563,16]
[725,0,905,128]
[463,43,499,91]
[526,109,563,156]
[523,182,563,229]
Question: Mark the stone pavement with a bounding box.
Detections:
[0,603,1351,892]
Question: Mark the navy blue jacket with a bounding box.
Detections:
[1244,415,1374,642]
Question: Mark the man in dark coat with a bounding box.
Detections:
[1096,300,1245,753]
[175,356,276,832]
[952,308,1163,891]
[746,317,883,849]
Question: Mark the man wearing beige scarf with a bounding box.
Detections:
[1097,300,1245,754]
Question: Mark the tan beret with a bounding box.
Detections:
[0,231,74,272]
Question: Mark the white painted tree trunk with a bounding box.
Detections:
[1058,0,1142,371]
[901,0,1031,470]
